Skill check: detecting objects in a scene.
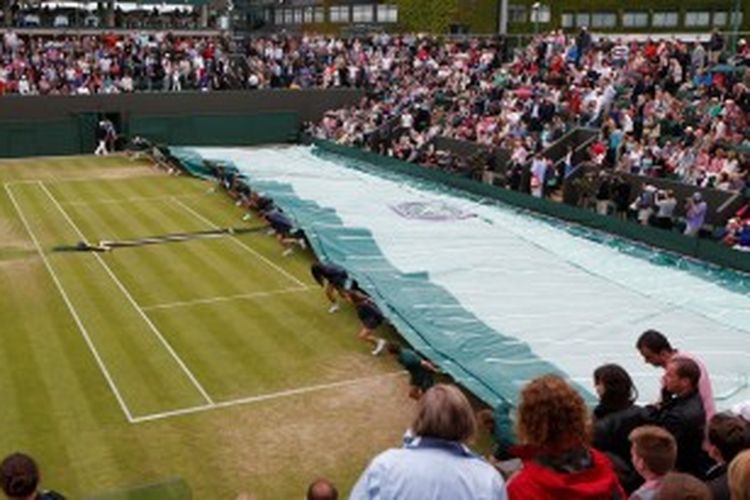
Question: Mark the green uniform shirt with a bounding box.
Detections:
[398,349,434,390]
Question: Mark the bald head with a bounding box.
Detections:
[307,478,338,500]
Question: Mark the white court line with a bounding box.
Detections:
[38,181,215,406]
[132,371,406,424]
[3,183,135,423]
[172,197,308,289]
[59,193,204,207]
[143,286,313,311]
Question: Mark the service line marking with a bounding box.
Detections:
[131,371,406,424]
[39,181,215,406]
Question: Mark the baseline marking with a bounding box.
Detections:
[39,181,215,406]
[172,197,308,289]
[3,183,135,422]
[142,286,313,311]
[132,371,406,424]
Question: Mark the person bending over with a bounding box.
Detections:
[265,209,307,256]
[386,342,440,400]
[310,262,350,313]
[347,289,387,356]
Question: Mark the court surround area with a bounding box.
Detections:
[1,147,749,496]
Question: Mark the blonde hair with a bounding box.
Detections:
[729,449,750,500]
[412,384,476,443]
[517,374,590,451]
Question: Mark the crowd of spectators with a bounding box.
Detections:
[1,29,748,204]
[309,30,750,187]
[344,329,750,499]
[303,30,750,248]
[0,31,243,94]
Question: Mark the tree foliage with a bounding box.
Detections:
[396,0,459,33]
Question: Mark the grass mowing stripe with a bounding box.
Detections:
[173,197,308,289]
[4,183,135,422]
[86,195,304,305]
[150,299,279,397]
[39,181,216,407]
[60,193,204,207]
[0,156,423,498]
[132,371,406,424]
[141,286,311,310]
[33,183,205,415]
[40,207,210,416]
[2,294,81,490]
[61,193,241,306]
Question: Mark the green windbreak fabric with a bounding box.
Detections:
[168,145,599,408]
[312,140,750,274]
[169,145,750,411]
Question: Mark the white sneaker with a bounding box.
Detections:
[298,239,307,250]
[282,247,294,257]
[328,303,339,314]
[242,213,252,221]
[371,339,387,356]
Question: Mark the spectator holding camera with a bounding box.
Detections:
[684,192,708,237]
[651,190,677,230]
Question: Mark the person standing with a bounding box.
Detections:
[628,425,677,500]
[350,384,508,500]
[94,120,109,155]
[507,375,625,499]
[684,192,707,237]
[704,413,749,500]
[644,358,712,477]
[635,329,715,424]
[592,364,646,493]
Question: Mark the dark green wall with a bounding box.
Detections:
[0,116,96,158]
[0,89,363,158]
[129,113,299,146]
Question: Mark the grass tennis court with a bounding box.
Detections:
[0,155,414,498]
